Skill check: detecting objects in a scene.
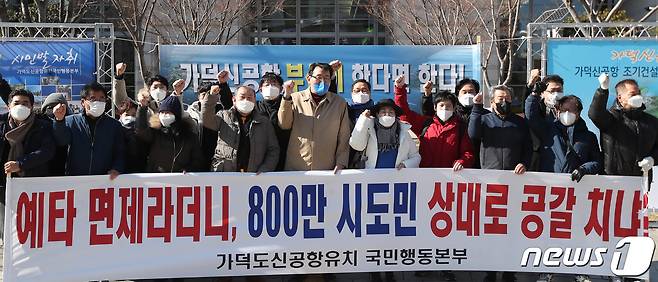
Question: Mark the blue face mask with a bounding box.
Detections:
[312,81,329,96]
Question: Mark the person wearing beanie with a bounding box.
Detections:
[39,92,73,176]
[201,85,279,173]
[41,93,72,118]
[135,95,203,173]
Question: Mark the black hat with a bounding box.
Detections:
[158,95,182,120]
[371,98,403,116]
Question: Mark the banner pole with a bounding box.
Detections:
[3,173,11,282]
[638,170,650,282]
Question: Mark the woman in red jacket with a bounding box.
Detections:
[393,75,474,170]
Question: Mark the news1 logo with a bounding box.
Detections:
[520,237,655,277]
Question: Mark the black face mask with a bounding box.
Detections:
[495,101,511,116]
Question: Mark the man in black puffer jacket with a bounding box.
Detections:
[589,73,658,181]
[136,95,203,173]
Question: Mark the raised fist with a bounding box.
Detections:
[217,70,230,84]
[598,73,609,90]
[53,103,67,121]
[172,79,185,95]
[116,63,127,77]
[394,75,406,88]
[423,81,433,97]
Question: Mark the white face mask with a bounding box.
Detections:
[10,105,31,121]
[261,86,280,100]
[545,92,563,108]
[120,115,136,126]
[378,115,396,127]
[87,101,106,117]
[235,100,255,114]
[458,94,475,107]
[627,95,644,109]
[150,89,167,102]
[351,92,370,105]
[559,111,577,126]
[159,113,176,127]
[436,109,453,121]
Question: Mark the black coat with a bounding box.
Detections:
[255,97,290,171]
[588,88,658,177]
[0,113,56,202]
[135,107,204,173]
[468,104,533,170]
[189,82,234,171]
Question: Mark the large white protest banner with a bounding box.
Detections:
[2,169,647,281]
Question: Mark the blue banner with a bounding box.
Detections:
[547,39,658,134]
[0,41,96,111]
[159,45,481,110]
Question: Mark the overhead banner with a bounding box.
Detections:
[546,39,658,133]
[159,45,481,110]
[0,41,96,112]
[3,169,648,281]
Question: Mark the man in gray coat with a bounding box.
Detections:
[201,85,279,173]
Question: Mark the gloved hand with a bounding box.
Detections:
[571,168,584,183]
[532,81,547,95]
[598,73,609,90]
[638,156,654,173]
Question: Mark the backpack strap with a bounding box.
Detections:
[420,118,434,139]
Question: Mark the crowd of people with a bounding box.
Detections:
[0,60,656,282]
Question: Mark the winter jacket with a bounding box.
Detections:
[468,104,532,170]
[0,114,55,180]
[135,106,204,173]
[526,94,601,174]
[278,88,351,171]
[588,88,658,177]
[53,112,125,175]
[422,93,486,169]
[255,96,290,171]
[523,87,558,171]
[349,116,421,169]
[201,94,279,172]
[394,86,474,168]
[187,82,234,171]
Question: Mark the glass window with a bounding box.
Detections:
[261,19,297,33]
[300,5,335,19]
[264,6,297,20]
[339,37,374,45]
[253,37,298,45]
[337,4,371,19]
[339,19,374,32]
[300,19,335,32]
[301,37,336,45]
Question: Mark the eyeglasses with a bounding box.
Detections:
[86,98,107,103]
[310,74,331,82]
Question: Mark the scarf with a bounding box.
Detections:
[311,92,325,105]
[5,113,35,176]
[374,118,400,152]
[349,100,375,123]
